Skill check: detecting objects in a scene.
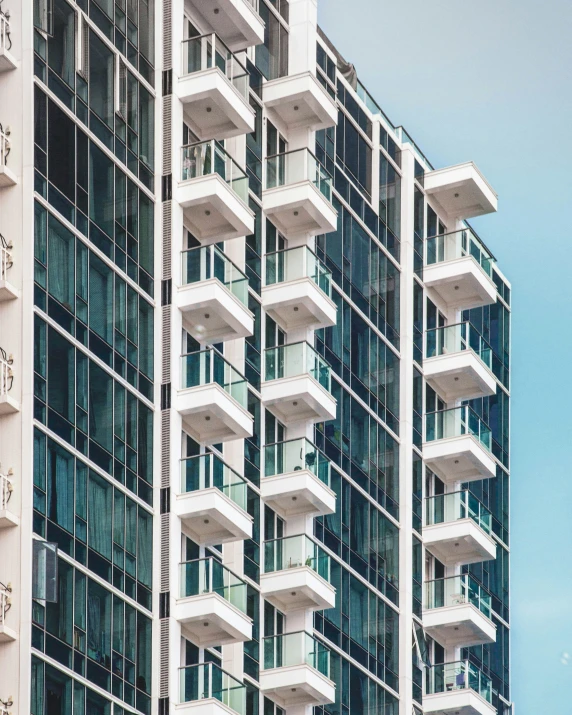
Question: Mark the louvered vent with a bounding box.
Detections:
[159,618,170,698]
[161,410,171,488]
[162,201,172,279]
[162,99,172,175]
[160,513,170,591]
[161,306,171,383]
[162,0,172,70]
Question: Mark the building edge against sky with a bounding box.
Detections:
[0,0,512,714]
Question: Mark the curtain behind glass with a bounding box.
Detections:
[88,471,112,559]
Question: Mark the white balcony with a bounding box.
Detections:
[176,454,252,545]
[178,245,253,344]
[0,472,18,528]
[261,535,335,613]
[424,691,496,715]
[262,246,336,331]
[263,149,337,238]
[0,240,17,301]
[177,35,255,140]
[424,162,498,220]
[184,0,264,52]
[262,343,336,425]
[0,586,16,643]
[425,662,495,715]
[0,350,18,416]
[424,576,496,648]
[262,439,336,517]
[424,407,496,485]
[175,558,252,647]
[178,663,246,715]
[263,72,338,131]
[178,141,254,243]
[424,228,497,310]
[260,632,335,708]
[424,323,496,402]
[0,128,16,188]
[0,14,16,72]
[177,350,253,444]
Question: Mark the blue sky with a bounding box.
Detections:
[317,0,572,710]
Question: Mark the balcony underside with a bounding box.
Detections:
[263,72,338,131]
[177,384,253,444]
[0,278,19,301]
[175,698,241,715]
[424,519,497,567]
[0,394,19,416]
[178,279,254,344]
[0,507,19,528]
[0,165,17,188]
[260,566,336,613]
[424,690,496,715]
[261,375,336,425]
[424,352,496,402]
[261,470,336,517]
[424,162,498,220]
[184,0,265,51]
[260,664,336,708]
[175,593,252,648]
[423,604,496,648]
[423,436,496,485]
[0,47,18,72]
[177,68,255,140]
[175,487,252,545]
[0,623,18,643]
[262,277,337,331]
[424,257,497,310]
[262,183,337,238]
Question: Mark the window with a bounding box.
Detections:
[256,0,288,80]
[89,30,114,128]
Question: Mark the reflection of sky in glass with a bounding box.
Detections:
[318,1,572,712]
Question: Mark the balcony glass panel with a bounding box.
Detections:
[264,534,331,582]
[425,490,492,535]
[263,631,331,678]
[181,34,250,99]
[0,12,11,54]
[182,244,249,306]
[425,574,492,619]
[266,148,333,202]
[426,228,494,277]
[181,140,249,203]
[180,662,246,714]
[181,348,248,409]
[180,557,247,613]
[0,584,10,626]
[265,245,332,297]
[0,347,13,397]
[425,406,492,452]
[264,438,331,486]
[425,660,492,703]
[425,322,492,370]
[180,453,248,511]
[264,342,331,391]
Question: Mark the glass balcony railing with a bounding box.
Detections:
[266,148,333,202]
[425,490,492,535]
[180,662,246,715]
[0,582,11,626]
[181,33,250,99]
[264,438,331,486]
[263,631,331,679]
[0,470,13,512]
[0,123,10,168]
[180,453,248,511]
[425,574,492,620]
[425,660,492,703]
[425,322,493,370]
[181,140,249,203]
[181,245,249,306]
[179,557,248,613]
[181,348,248,410]
[265,245,332,297]
[0,11,11,54]
[0,234,13,283]
[425,406,492,452]
[0,347,13,398]
[426,228,494,278]
[264,534,331,582]
[264,342,331,391]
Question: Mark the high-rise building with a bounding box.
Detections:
[0,1,512,714]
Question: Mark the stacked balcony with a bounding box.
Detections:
[183,0,264,52]
[425,491,496,566]
[262,438,336,517]
[0,236,17,301]
[424,660,495,715]
[0,125,16,188]
[0,583,16,643]
[424,406,496,484]
[424,228,496,310]
[261,342,336,425]
[177,141,254,243]
[263,71,338,131]
[260,631,335,708]
[424,162,498,220]
[176,454,252,544]
[177,348,253,443]
[424,322,496,402]
[178,662,246,715]
[0,348,17,415]
[423,575,496,648]
[263,149,337,237]
[178,245,253,344]
[262,246,337,331]
[177,34,255,140]
[0,470,17,528]
[0,12,16,72]
[261,534,335,613]
[175,558,252,647]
